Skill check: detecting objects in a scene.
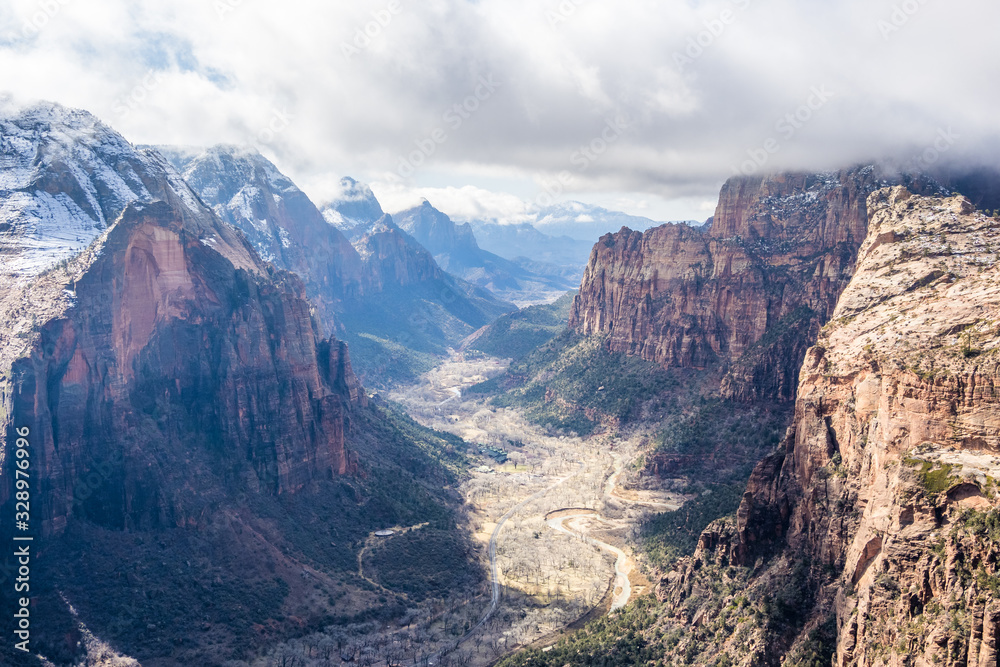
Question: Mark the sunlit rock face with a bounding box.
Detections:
[570,166,946,402]
[658,188,1000,666]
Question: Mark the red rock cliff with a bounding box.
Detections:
[657,189,1000,666]
[4,201,365,535]
[570,167,943,401]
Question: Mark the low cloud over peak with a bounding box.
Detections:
[2,0,997,218]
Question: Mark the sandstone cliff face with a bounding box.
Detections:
[658,189,1000,667]
[164,146,364,335]
[1,114,368,538]
[3,200,365,535]
[570,167,944,402]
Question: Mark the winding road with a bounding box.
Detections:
[545,511,632,610]
[436,387,463,407]
[441,450,675,661]
[409,372,685,664]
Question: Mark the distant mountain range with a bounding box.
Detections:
[160,146,513,385]
[468,221,594,281]
[531,201,693,241]
[465,202,705,288]
[394,200,577,305]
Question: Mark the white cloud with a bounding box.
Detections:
[1,0,998,215]
[369,182,535,224]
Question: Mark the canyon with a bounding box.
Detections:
[652,188,1000,666]
[165,147,513,385]
[0,105,483,666]
[3,100,1000,667]
[569,167,946,403]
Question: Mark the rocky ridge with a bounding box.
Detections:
[161,145,364,334]
[656,188,1000,667]
[468,220,593,282]
[1,110,365,536]
[396,200,577,305]
[569,167,946,402]
[1,103,204,277]
[163,148,514,383]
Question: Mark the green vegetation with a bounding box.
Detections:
[346,332,440,387]
[904,458,962,495]
[494,383,801,666]
[498,552,829,667]
[479,443,509,463]
[955,509,1000,595]
[497,598,660,667]
[735,305,816,361]
[468,291,576,360]
[367,402,474,479]
[961,329,982,358]
[783,615,837,667]
[22,402,482,664]
[367,528,482,602]
[642,485,746,569]
[472,331,683,435]
[339,280,513,387]
[651,398,791,483]
[41,523,293,661]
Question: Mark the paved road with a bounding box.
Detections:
[436,387,463,407]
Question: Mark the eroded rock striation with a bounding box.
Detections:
[1,108,365,536]
[570,167,945,402]
[657,188,1000,666]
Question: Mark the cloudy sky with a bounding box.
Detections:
[1,0,998,225]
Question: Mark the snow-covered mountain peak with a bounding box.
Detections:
[319,176,385,231]
[161,145,302,200]
[0,101,181,277]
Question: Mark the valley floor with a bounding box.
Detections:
[384,352,685,667]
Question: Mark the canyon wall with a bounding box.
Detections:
[658,188,1000,666]
[570,167,944,402]
[3,190,366,538]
